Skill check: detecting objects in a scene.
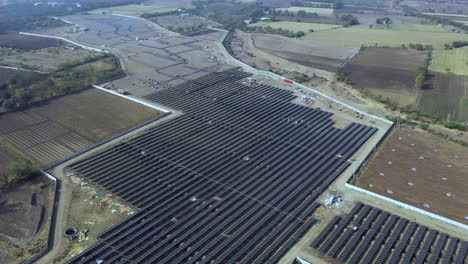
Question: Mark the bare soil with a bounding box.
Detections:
[0,88,160,165]
[251,33,358,72]
[0,176,53,263]
[355,126,468,224]
[343,47,427,106]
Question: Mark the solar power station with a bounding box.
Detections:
[310,202,468,264]
[66,69,378,263]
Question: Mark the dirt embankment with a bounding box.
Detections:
[0,176,53,263]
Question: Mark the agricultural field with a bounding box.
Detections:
[33,89,159,142]
[422,12,468,18]
[276,6,335,14]
[343,47,427,106]
[148,15,220,32]
[355,127,468,224]
[384,23,450,32]
[90,4,178,16]
[0,33,62,51]
[0,145,15,185]
[248,21,342,32]
[416,72,468,121]
[304,27,468,49]
[0,46,103,72]
[401,0,468,14]
[429,46,468,75]
[251,33,358,72]
[0,88,160,165]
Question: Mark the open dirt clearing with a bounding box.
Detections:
[0,176,53,263]
[343,47,427,106]
[0,88,160,165]
[304,27,468,49]
[251,33,358,72]
[355,126,468,225]
[416,72,468,120]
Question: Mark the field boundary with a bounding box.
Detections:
[0,65,48,74]
[92,85,171,113]
[23,171,60,264]
[18,32,108,53]
[345,183,468,230]
[219,30,393,125]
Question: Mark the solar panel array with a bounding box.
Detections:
[66,69,378,263]
[310,202,468,264]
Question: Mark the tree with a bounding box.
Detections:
[295,31,305,38]
[2,98,16,109]
[415,73,425,89]
[341,14,359,27]
[8,159,37,180]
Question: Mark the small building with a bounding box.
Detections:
[259,17,271,22]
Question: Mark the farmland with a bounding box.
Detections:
[90,4,178,16]
[304,27,468,49]
[355,127,468,224]
[416,73,468,121]
[384,23,449,32]
[0,33,62,51]
[251,33,358,72]
[0,88,160,165]
[276,6,335,15]
[429,46,468,75]
[343,47,427,106]
[248,21,342,32]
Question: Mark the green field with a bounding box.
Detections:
[304,27,468,49]
[91,4,178,16]
[386,23,448,32]
[429,47,468,75]
[249,21,341,32]
[276,6,334,15]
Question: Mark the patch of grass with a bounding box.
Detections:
[249,21,341,32]
[429,47,468,75]
[304,27,468,49]
[276,6,334,15]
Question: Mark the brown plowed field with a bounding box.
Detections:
[355,127,468,224]
[416,72,468,121]
[343,47,427,107]
[252,34,358,72]
[0,88,160,166]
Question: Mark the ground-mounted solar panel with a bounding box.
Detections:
[310,203,467,264]
[64,69,379,263]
